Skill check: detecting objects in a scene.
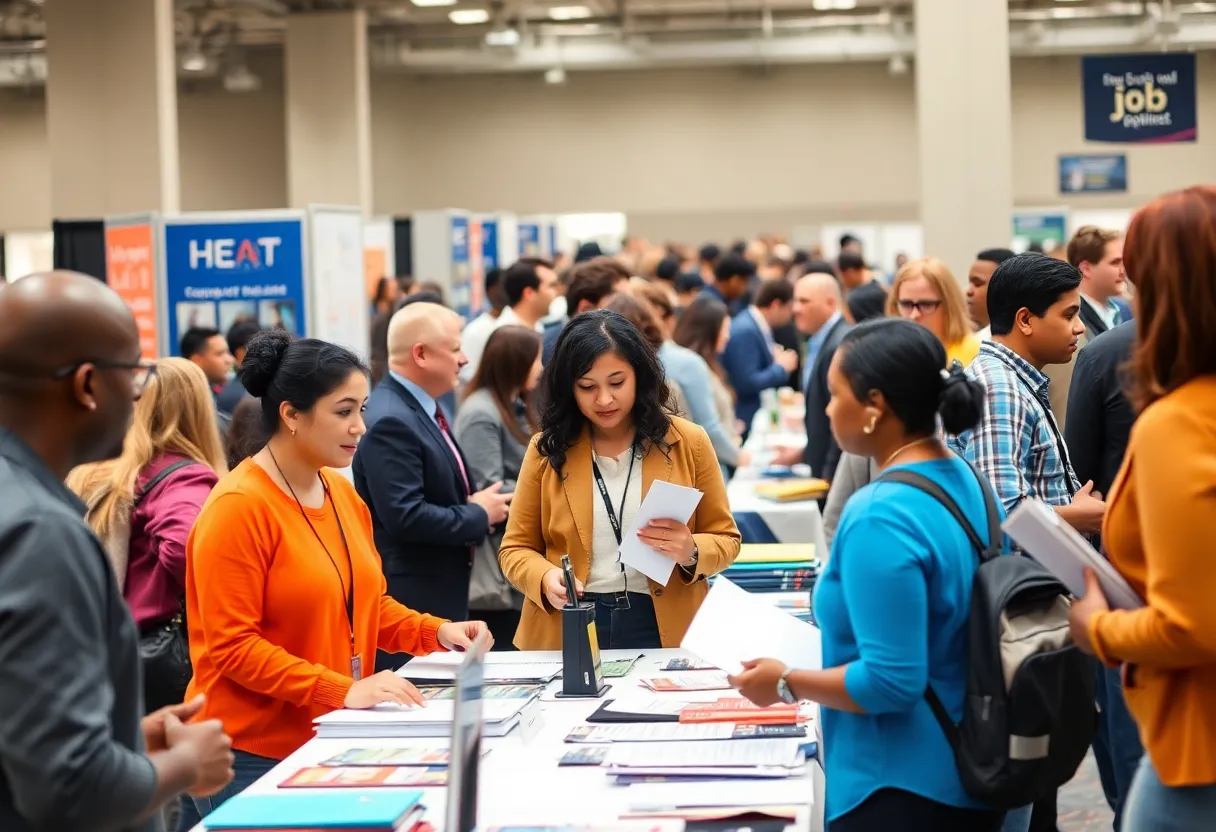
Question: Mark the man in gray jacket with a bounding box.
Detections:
[0,273,233,832]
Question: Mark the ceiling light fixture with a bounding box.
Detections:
[181,47,208,73]
[811,0,832,9]
[548,5,592,20]
[449,8,490,23]
[832,0,856,8]
[545,66,567,84]
[412,0,458,6]
[485,27,521,45]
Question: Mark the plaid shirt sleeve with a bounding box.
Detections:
[948,361,1035,514]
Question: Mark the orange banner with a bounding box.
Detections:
[105,224,159,359]
[364,245,387,302]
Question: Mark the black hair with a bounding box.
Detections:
[837,252,865,272]
[714,252,755,283]
[401,290,444,308]
[655,254,681,282]
[574,242,603,263]
[729,241,748,256]
[503,258,552,306]
[986,253,1082,337]
[180,327,222,359]
[226,319,263,357]
[675,271,705,293]
[698,244,721,264]
[484,267,503,292]
[976,248,1017,266]
[803,259,837,276]
[838,318,985,436]
[839,233,860,250]
[238,330,369,436]
[536,309,671,476]
[754,278,794,308]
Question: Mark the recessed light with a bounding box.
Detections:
[412,0,457,6]
[548,5,592,20]
[833,0,856,8]
[449,8,490,24]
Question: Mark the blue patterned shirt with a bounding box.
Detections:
[947,341,1080,512]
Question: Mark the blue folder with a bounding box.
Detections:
[202,790,424,829]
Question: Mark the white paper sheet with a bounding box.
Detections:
[681,578,823,676]
[618,480,704,586]
[602,698,691,716]
[606,738,803,768]
[1003,500,1144,610]
[568,723,738,743]
[627,778,812,810]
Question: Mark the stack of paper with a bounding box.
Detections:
[565,723,806,744]
[621,779,810,821]
[398,652,562,685]
[313,696,539,739]
[639,672,732,692]
[752,479,828,503]
[603,738,806,780]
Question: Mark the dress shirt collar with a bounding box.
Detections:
[390,370,439,422]
[980,340,1051,398]
[1082,294,1119,330]
[497,304,544,332]
[0,427,87,515]
[748,305,774,343]
[809,310,843,351]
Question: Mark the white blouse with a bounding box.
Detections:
[584,445,649,594]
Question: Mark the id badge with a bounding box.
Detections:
[351,654,363,681]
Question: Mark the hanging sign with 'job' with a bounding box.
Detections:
[1082,53,1197,144]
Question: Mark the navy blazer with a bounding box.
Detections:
[353,375,490,625]
[721,309,789,428]
[803,316,852,481]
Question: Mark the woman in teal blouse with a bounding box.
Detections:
[729,318,1006,831]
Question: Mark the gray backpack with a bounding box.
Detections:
[881,462,1098,810]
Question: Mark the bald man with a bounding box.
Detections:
[354,303,510,667]
[774,273,852,480]
[0,272,233,832]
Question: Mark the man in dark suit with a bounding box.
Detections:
[774,272,851,481]
[354,302,512,670]
[1063,318,1142,829]
[1067,225,1133,341]
[721,278,799,435]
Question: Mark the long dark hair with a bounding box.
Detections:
[672,294,729,381]
[465,325,541,444]
[837,318,984,436]
[537,309,671,475]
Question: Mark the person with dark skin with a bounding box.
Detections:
[0,272,234,832]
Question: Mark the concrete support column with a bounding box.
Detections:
[915,0,1014,280]
[45,0,180,217]
[284,11,373,215]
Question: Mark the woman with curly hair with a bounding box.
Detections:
[499,309,741,650]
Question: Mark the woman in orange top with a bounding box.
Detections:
[183,331,490,820]
[1069,185,1216,831]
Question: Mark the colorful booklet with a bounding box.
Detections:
[279,766,448,789]
[601,656,643,678]
[320,748,452,767]
[661,657,717,672]
[640,672,731,692]
[678,699,801,726]
[558,746,610,766]
[202,790,424,829]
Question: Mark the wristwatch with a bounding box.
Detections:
[776,670,798,705]
[681,544,700,570]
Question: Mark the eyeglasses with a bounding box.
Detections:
[897,299,943,314]
[50,359,159,396]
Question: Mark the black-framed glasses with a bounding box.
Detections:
[897,299,943,314]
[50,359,158,396]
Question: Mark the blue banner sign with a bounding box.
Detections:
[1060,154,1128,194]
[163,218,306,355]
[1082,53,1197,143]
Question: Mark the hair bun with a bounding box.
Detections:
[237,329,292,398]
[937,359,986,435]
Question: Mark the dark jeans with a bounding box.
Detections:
[1093,661,1145,830]
[585,592,662,650]
[182,749,280,824]
[471,608,521,651]
[829,788,1005,832]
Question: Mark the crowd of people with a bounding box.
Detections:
[0,185,1213,832]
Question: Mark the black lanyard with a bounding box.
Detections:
[1011,369,1078,497]
[591,444,636,547]
[268,450,356,656]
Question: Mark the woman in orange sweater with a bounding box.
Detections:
[183,331,490,820]
[1069,185,1216,831]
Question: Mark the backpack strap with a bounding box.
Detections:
[876,458,1004,755]
[134,459,197,507]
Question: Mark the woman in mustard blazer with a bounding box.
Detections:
[499,309,741,650]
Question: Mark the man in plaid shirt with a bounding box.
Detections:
[949,253,1106,534]
[947,253,1107,832]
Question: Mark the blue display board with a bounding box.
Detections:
[518,222,541,257]
[450,215,472,318]
[1082,53,1197,143]
[1012,211,1069,252]
[163,218,306,355]
[1060,154,1128,194]
[480,218,499,272]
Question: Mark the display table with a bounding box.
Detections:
[726,470,828,556]
[191,649,825,832]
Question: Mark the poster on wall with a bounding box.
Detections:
[309,207,369,358]
[162,215,306,356]
[1060,154,1128,194]
[363,216,396,305]
[1012,209,1069,253]
[450,215,472,318]
[105,219,160,359]
[1082,53,1197,143]
[518,222,540,257]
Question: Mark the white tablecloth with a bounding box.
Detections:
[727,471,828,559]
[193,649,824,832]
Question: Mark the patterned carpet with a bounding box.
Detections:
[1059,751,1115,831]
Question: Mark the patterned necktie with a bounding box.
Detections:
[434,406,471,496]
